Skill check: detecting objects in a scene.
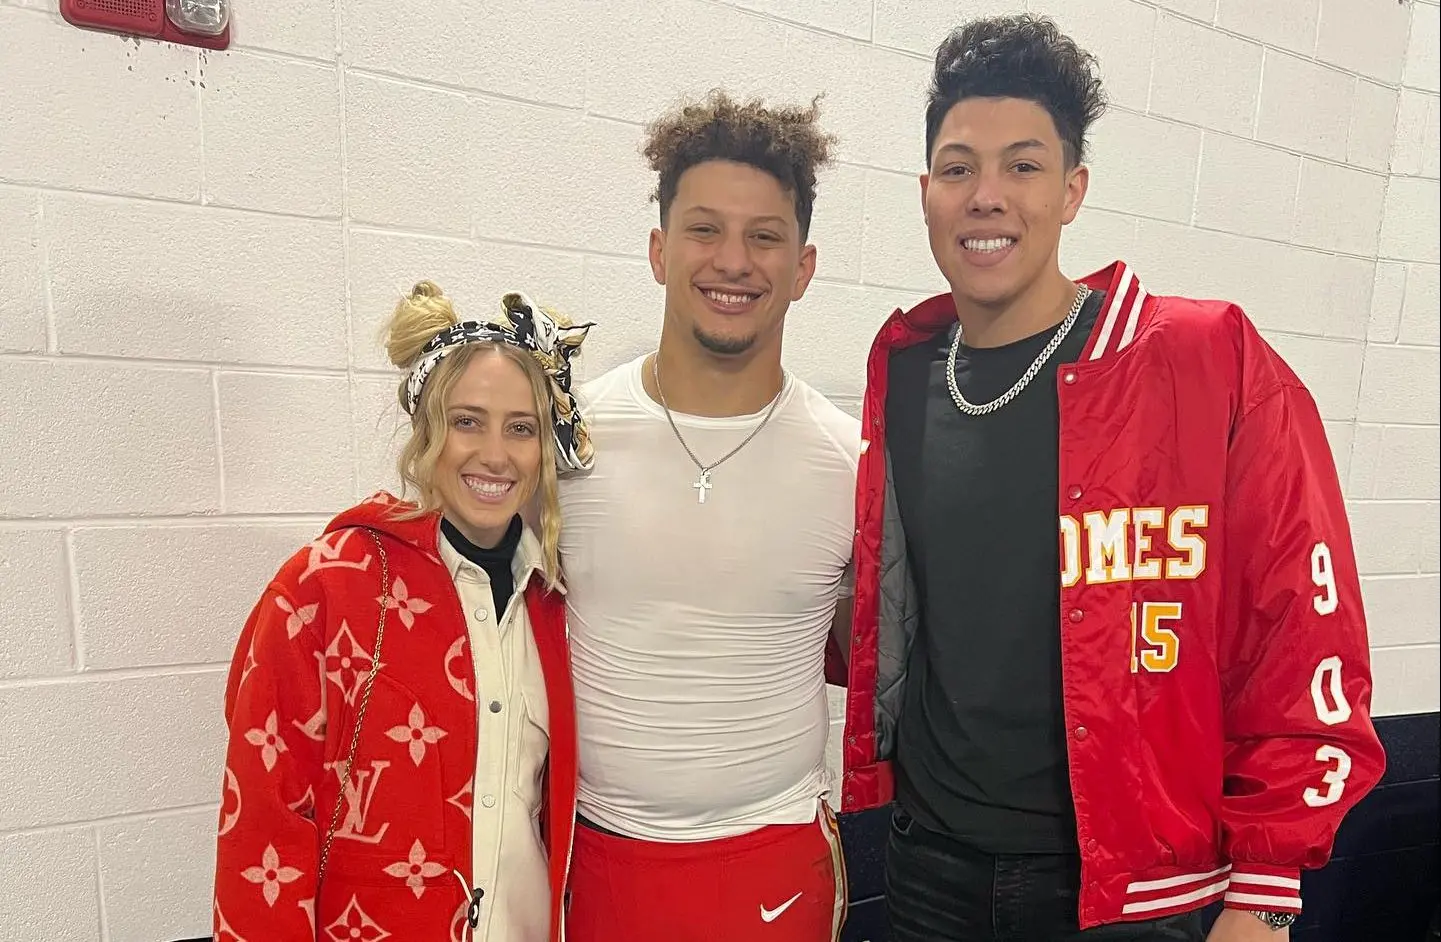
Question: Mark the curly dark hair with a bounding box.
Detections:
[925,15,1107,167]
[642,89,837,241]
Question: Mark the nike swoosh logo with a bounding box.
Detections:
[760,891,803,923]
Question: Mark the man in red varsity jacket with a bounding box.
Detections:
[830,15,1386,942]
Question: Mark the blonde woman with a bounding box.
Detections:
[212,282,595,942]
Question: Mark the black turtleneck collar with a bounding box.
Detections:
[441,514,523,616]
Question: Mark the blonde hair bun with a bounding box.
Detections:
[384,280,461,369]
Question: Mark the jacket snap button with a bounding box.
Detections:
[1069,608,1084,623]
[1063,372,1077,384]
[481,794,496,808]
[474,608,489,621]
[1067,485,1082,500]
[1075,726,1089,740]
[1086,838,1098,853]
[489,700,502,714]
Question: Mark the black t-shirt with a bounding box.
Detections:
[441,514,523,616]
[886,289,1105,854]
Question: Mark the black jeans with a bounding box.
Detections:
[885,808,1205,942]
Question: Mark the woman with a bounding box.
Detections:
[212,282,595,942]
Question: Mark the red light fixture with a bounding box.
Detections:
[60,0,231,51]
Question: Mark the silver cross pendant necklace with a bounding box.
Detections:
[651,353,784,504]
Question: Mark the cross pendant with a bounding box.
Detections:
[692,468,713,504]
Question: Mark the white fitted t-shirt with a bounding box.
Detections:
[558,354,860,841]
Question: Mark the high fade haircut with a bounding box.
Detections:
[641,89,837,242]
[925,14,1107,168]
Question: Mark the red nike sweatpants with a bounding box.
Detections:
[565,801,848,942]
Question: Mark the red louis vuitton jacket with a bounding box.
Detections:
[212,493,578,942]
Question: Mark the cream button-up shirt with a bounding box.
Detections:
[439,526,553,942]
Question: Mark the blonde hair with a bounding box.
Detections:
[382,281,563,589]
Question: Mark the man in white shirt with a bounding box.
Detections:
[558,90,858,942]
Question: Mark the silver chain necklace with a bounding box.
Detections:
[652,354,784,504]
[946,285,1091,417]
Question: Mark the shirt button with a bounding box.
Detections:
[1067,485,1083,500]
[474,608,489,621]
[1063,371,1077,384]
[1075,726,1089,740]
[481,794,496,808]
[489,700,503,714]
[1069,608,1084,623]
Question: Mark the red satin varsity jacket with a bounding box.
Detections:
[212,493,577,942]
[834,260,1387,928]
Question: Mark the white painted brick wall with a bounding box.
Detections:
[0,0,1436,938]
[71,523,320,668]
[1257,51,1357,161]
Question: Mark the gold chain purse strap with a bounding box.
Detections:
[316,527,391,890]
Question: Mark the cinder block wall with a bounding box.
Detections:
[0,1,1436,938]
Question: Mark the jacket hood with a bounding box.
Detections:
[323,492,560,591]
[323,491,443,557]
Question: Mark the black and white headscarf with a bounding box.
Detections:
[403,292,596,472]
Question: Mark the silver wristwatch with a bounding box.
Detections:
[1249,910,1299,930]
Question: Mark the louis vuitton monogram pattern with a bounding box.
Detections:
[212,492,575,942]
